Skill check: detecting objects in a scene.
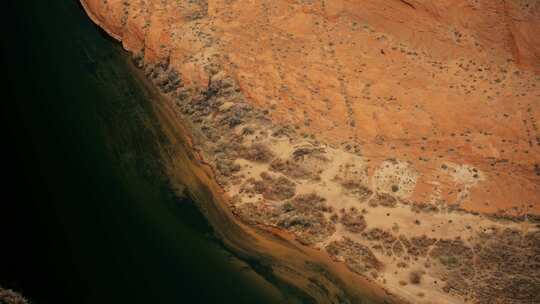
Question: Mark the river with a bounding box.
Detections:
[1,1,290,303]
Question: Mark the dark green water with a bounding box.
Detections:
[1,1,286,303]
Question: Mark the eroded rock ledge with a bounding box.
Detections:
[80,1,540,303]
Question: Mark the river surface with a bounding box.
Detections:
[1,1,290,303]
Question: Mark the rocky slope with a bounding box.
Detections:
[80,0,540,303]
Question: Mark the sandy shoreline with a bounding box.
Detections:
[122,46,401,303]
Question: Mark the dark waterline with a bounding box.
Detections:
[1,1,286,303]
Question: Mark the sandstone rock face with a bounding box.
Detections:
[82,0,540,216]
[81,1,540,303]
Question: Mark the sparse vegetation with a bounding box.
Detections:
[241,144,275,163]
[250,172,296,201]
[339,210,367,233]
[409,271,422,285]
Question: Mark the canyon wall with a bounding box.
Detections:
[81,1,540,303]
